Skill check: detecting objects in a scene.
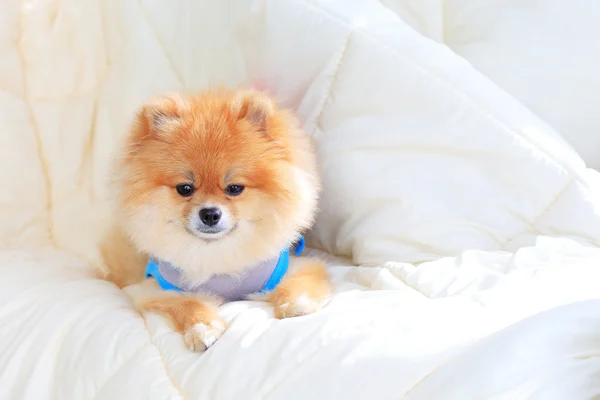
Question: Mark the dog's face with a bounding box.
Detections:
[114,89,320,274]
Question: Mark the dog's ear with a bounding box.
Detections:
[135,93,189,138]
[232,90,275,134]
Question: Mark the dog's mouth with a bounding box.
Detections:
[186,223,238,242]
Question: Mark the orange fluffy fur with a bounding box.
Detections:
[102,88,331,351]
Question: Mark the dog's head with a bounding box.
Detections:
[113,89,320,274]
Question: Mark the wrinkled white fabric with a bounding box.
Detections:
[1,1,600,399]
[382,0,600,170]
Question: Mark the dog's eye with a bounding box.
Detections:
[225,184,245,196]
[176,184,195,197]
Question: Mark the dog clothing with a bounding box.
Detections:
[145,237,305,301]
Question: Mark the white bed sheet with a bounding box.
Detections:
[1,238,599,399]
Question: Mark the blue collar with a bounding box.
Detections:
[145,237,305,300]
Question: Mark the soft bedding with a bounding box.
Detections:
[1,1,600,399]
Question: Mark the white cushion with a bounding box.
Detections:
[443,0,600,169]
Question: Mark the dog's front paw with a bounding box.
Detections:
[268,259,332,319]
[183,319,227,352]
[274,294,328,319]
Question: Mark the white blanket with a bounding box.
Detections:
[1,1,600,399]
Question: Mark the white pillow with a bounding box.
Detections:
[443,0,600,170]
[237,0,600,265]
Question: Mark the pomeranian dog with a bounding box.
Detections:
[102,88,331,352]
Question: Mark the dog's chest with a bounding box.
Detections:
[151,256,280,301]
[146,237,304,301]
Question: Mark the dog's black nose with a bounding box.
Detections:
[199,207,222,226]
